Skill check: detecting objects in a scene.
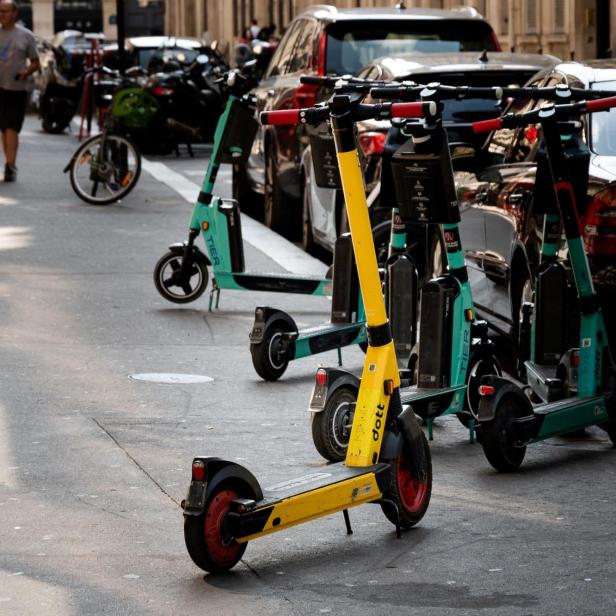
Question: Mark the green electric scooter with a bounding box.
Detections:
[308,83,616,462]
[249,76,417,381]
[473,96,616,471]
[153,63,331,309]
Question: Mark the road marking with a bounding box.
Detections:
[0,402,16,488]
[141,157,328,277]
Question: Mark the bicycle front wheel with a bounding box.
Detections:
[69,133,141,205]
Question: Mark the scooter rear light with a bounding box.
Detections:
[572,350,580,368]
[358,131,386,157]
[192,460,205,481]
[316,368,327,387]
[479,385,495,397]
[582,185,616,257]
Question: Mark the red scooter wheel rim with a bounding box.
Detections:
[204,488,243,566]
[397,452,428,513]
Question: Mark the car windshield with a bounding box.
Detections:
[326,20,497,76]
[138,47,201,68]
[591,80,616,155]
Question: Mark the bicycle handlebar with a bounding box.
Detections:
[471,96,616,134]
[260,100,437,126]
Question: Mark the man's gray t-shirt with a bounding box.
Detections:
[0,24,39,91]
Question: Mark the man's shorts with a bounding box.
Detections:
[0,88,28,132]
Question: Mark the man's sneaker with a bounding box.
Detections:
[4,165,17,182]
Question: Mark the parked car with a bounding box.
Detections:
[239,4,502,238]
[456,60,616,354]
[302,51,558,273]
[102,36,213,73]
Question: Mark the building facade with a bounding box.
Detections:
[163,0,615,62]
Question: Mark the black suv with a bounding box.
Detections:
[239,4,500,238]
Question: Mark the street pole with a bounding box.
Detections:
[116,0,126,73]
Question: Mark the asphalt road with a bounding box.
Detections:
[1,116,615,616]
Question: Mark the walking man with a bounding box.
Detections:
[0,0,39,182]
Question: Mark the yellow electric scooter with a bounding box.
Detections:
[181,95,437,573]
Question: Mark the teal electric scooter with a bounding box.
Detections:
[473,96,616,471]
[153,64,331,309]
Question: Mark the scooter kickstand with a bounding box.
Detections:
[337,347,343,366]
[208,283,221,311]
[468,419,476,444]
[343,509,353,535]
[427,418,434,441]
[379,499,402,538]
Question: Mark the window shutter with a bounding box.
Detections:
[525,0,538,33]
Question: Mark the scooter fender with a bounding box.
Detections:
[477,375,532,423]
[182,457,263,517]
[381,404,429,483]
[309,368,359,412]
[249,307,298,344]
[167,242,211,266]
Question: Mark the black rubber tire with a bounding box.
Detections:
[40,93,74,134]
[153,251,209,304]
[302,179,317,256]
[381,431,432,530]
[457,353,502,428]
[250,324,289,381]
[184,484,247,573]
[311,386,357,462]
[264,151,287,234]
[480,396,527,472]
[69,133,141,205]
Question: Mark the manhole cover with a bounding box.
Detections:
[129,373,214,384]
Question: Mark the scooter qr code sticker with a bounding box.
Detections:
[582,338,592,348]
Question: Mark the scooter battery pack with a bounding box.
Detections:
[534,261,579,365]
[309,126,342,189]
[331,233,359,323]
[219,199,245,273]
[417,277,458,388]
[219,99,258,164]
[391,134,460,225]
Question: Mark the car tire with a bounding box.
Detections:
[233,162,263,219]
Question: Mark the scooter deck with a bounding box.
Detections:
[399,383,466,419]
[295,321,365,358]
[228,271,330,295]
[516,394,610,443]
[230,462,390,541]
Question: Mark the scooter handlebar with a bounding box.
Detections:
[260,100,436,126]
[471,95,616,134]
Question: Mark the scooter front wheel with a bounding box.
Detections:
[311,386,356,462]
[480,396,527,472]
[154,251,209,304]
[381,431,432,530]
[184,485,247,573]
[250,324,289,381]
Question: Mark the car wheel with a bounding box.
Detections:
[233,162,263,219]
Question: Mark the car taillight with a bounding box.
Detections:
[358,131,386,157]
[312,30,327,75]
[293,83,319,109]
[192,459,205,481]
[152,85,173,97]
[490,32,502,51]
[582,185,616,256]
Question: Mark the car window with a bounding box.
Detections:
[265,21,303,78]
[288,18,318,74]
[325,20,497,76]
[590,80,616,155]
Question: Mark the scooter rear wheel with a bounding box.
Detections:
[311,386,356,462]
[381,431,432,530]
[480,396,527,472]
[153,251,209,304]
[250,324,289,381]
[184,485,247,574]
